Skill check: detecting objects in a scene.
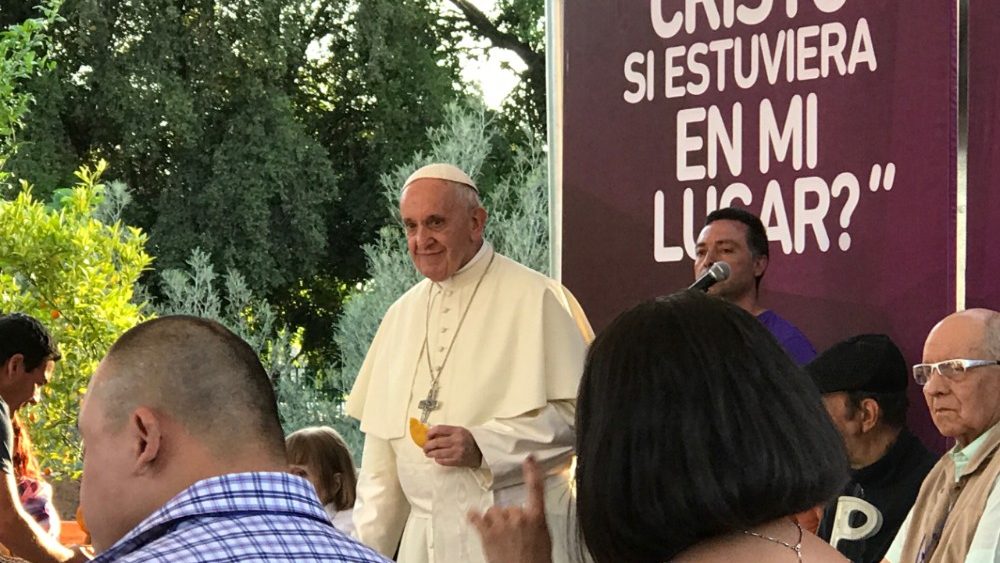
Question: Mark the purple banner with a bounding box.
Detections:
[561,1,956,450]
[967,1,1000,310]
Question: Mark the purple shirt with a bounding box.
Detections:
[757,309,817,365]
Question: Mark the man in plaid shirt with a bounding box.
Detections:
[77,316,389,563]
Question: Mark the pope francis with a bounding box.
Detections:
[346,163,592,562]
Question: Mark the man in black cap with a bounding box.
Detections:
[808,334,936,563]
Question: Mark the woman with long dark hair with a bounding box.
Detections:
[472,291,850,562]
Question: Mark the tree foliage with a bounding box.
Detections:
[153,247,364,454]
[446,0,546,139]
[1,0,550,366]
[0,0,553,471]
[280,0,468,362]
[0,0,60,186]
[0,0,476,367]
[0,161,151,477]
[4,0,339,292]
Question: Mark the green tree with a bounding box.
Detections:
[1,0,551,361]
[0,0,60,187]
[446,0,546,139]
[0,161,151,477]
[0,0,473,367]
[278,0,469,364]
[4,0,339,292]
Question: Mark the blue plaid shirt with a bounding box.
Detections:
[91,472,390,562]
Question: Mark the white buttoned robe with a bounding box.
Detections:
[346,243,593,563]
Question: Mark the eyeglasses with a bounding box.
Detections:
[912,359,1000,385]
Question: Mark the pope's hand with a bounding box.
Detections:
[423,424,483,467]
[468,456,553,563]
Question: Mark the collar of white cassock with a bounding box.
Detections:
[433,241,494,291]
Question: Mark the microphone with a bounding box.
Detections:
[689,262,731,292]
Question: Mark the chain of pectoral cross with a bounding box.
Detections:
[417,252,496,423]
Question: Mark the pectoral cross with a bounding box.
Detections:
[418,381,441,423]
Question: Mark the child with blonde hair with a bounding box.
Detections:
[286,426,358,534]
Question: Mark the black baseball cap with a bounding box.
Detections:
[806,334,908,394]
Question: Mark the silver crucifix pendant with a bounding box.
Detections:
[418,381,441,423]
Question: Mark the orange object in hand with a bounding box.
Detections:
[409,417,429,447]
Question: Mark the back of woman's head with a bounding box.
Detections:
[285,426,357,510]
[575,291,848,563]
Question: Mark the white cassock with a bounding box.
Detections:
[346,242,593,563]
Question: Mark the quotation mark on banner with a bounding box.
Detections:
[869,163,896,192]
[835,163,896,251]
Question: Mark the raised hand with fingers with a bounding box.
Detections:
[468,456,553,563]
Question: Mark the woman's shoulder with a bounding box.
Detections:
[674,520,848,563]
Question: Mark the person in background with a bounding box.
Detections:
[471,291,850,562]
[0,313,84,563]
[347,163,592,562]
[884,309,1000,563]
[694,207,816,364]
[78,315,389,562]
[807,334,936,562]
[12,413,61,537]
[286,426,358,535]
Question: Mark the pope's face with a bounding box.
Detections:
[400,179,486,282]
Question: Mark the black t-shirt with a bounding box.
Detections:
[817,429,938,563]
[0,397,12,475]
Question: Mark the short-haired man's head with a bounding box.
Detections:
[286,426,357,511]
[94,316,285,459]
[705,207,770,281]
[574,291,848,563]
[0,313,61,370]
[705,207,769,260]
[694,209,769,304]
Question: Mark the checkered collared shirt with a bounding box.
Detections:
[90,472,390,562]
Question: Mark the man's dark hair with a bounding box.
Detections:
[575,291,848,563]
[705,207,769,289]
[705,207,769,259]
[0,313,61,371]
[847,390,909,429]
[100,315,285,459]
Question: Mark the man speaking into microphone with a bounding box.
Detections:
[693,207,817,364]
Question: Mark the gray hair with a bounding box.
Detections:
[448,180,482,211]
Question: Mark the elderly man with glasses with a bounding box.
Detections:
[884,308,1000,563]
